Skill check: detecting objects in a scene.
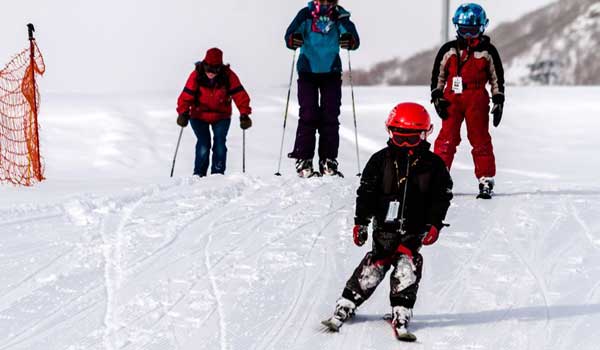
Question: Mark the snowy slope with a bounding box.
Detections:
[501,0,600,85]
[1,87,600,349]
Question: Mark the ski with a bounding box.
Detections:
[477,177,494,199]
[321,170,345,178]
[321,317,344,332]
[383,313,417,342]
[476,186,494,199]
[319,159,343,178]
[476,192,493,199]
[298,169,322,178]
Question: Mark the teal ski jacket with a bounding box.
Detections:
[285,2,360,74]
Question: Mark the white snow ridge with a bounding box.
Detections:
[1,87,600,349]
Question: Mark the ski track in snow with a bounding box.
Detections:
[570,201,600,250]
[249,184,348,350]
[121,179,279,349]
[261,207,339,349]
[0,247,74,300]
[204,232,228,350]
[102,191,151,350]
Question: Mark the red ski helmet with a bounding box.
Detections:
[385,103,433,148]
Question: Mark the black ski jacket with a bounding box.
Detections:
[355,142,453,246]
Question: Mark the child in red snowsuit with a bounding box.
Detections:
[430,4,505,199]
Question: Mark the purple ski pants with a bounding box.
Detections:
[288,72,342,161]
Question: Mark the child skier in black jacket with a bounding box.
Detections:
[322,103,453,341]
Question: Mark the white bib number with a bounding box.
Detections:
[385,201,400,223]
[452,77,463,94]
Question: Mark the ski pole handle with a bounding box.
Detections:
[27,23,35,40]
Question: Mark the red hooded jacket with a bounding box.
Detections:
[177,63,252,124]
[431,36,504,99]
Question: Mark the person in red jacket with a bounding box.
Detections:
[430,4,504,199]
[176,48,252,177]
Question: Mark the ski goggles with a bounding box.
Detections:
[203,63,223,74]
[456,25,482,38]
[312,0,335,16]
[388,128,426,148]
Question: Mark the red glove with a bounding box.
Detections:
[422,225,439,246]
[353,225,368,247]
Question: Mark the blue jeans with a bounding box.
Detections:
[190,118,231,177]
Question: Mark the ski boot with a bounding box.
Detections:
[391,306,416,342]
[477,177,495,199]
[319,158,344,178]
[321,298,356,332]
[295,159,320,178]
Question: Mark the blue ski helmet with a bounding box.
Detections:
[452,3,489,38]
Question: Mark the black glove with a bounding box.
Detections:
[431,89,450,120]
[240,114,252,130]
[290,33,304,49]
[491,94,504,127]
[177,112,190,127]
[339,33,355,50]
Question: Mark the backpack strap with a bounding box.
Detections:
[193,63,203,107]
[221,65,232,95]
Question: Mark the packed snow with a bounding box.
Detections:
[1,87,600,349]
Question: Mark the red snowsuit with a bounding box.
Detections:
[177,63,251,124]
[431,36,504,179]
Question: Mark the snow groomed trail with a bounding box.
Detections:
[1,87,600,349]
[1,176,600,349]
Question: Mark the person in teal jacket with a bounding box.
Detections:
[285,0,360,178]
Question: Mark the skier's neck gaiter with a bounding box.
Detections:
[311,1,335,33]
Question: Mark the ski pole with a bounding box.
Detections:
[170,127,184,178]
[242,129,246,173]
[27,23,43,181]
[275,49,297,176]
[347,50,362,177]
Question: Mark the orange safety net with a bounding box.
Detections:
[0,39,46,186]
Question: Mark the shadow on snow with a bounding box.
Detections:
[453,190,600,197]
[352,304,600,331]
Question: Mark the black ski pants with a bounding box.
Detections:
[341,232,424,309]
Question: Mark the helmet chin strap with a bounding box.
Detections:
[467,37,479,46]
[457,35,480,47]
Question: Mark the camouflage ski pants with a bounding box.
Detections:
[342,249,423,309]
